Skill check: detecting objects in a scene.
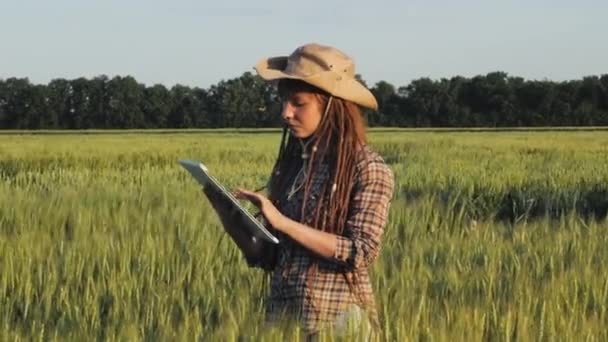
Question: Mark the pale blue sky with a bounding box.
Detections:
[1,0,606,88]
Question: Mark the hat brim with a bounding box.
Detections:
[255,57,378,111]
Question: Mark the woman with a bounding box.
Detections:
[206,43,394,338]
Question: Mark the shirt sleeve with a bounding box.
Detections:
[331,160,394,270]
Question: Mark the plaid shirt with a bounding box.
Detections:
[264,144,394,333]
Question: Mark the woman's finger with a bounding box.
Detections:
[234,188,255,199]
[235,188,264,207]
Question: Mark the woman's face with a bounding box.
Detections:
[281,91,323,139]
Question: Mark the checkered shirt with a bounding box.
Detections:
[264,144,395,333]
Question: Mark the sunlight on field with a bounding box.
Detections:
[1,130,607,340]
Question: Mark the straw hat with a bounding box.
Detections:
[255,43,378,111]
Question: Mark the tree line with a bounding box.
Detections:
[1,71,607,129]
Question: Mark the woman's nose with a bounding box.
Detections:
[281,103,294,120]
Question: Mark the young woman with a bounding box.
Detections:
[205,43,394,338]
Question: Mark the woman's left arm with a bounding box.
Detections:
[330,161,394,270]
[236,160,394,269]
[234,190,340,258]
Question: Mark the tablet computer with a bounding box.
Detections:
[178,160,280,250]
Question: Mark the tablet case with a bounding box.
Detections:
[179,159,279,262]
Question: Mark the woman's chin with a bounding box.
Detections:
[289,129,313,139]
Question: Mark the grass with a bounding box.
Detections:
[0,130,607,340]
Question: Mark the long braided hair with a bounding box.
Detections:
[268,79,367,234]
[267,79,376,325]
[268,79,367,232]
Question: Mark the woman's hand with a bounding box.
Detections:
[234,188,287,231]
[236,188,339,260]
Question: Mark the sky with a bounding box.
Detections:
[1,0,606,89]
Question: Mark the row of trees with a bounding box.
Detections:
[1,72,607,129]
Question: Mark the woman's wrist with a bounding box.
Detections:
[273,214,292,234]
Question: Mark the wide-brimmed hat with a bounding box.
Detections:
[255,43,378,111]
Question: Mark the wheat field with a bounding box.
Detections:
[1,129,607,340]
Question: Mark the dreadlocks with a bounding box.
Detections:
[268,79,367,234]
[266,79,379,330]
